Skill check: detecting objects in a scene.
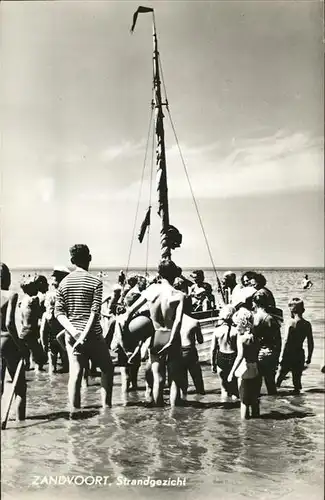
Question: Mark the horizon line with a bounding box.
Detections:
[10,266,325,271]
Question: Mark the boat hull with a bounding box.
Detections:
[190,310,219,364]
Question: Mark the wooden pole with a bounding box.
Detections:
[1,359,24,430]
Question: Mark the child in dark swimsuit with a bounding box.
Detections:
[276,298,314,394]
[40,292,64,374]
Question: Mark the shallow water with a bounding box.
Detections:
[2,268,324,499]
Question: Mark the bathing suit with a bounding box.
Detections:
[236,336,260,405]
[116,346,141,367]
[217,351,237,374]
[181,346,199,366]
[149,328,173,363]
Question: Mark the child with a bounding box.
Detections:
[211,305,239,401]
[228,308,260,419]
[276,298,314,394]
[40,292,64,374]
[35,275,49,317]
[20,276,45,372]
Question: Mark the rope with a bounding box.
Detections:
[158,54,225,303]
[125,103,154,275]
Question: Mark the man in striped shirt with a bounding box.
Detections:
[55,244,113,416]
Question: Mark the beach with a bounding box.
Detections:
[1,268,324,500]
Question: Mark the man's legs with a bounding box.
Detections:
[292,369,302,394]
[263,356,278,395]
[168,352,184,407]
[188,359,205,395]
[145,361,153,403]
[276,364,289,388]
[87,335,114,408]
[66,341,85,411]
[151,358,165,406]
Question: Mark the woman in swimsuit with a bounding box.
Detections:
[211,305,239,401]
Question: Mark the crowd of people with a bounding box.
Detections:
[0,244,317,423]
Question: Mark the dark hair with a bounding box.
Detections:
[20,275,38,296]
[223,272,237,284]
[288,297,305,315]
[158,259,179,282]
[52,270,69,285]
[252,290,269,310]
[36,274,49,292]
[69,244,91,266]
[137,276,147,291]
[255,273,267,288]
[176,266,182,278]
[0,263,11,290]
[127,275,138,287]
[241,271,257,286]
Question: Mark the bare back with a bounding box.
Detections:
[143,282,183,331]
[1,290,11,331]
[180,315,200,348]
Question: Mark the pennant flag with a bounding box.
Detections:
[138,206,151,243]
[130,6,154,33]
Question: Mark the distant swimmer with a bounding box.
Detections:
[302,275,313,290]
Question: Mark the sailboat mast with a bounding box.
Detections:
[152,16,171,261]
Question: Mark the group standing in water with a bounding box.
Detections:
[0,248,317,423]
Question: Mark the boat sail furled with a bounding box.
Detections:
[131,6,182,262]
[130,6,222,362]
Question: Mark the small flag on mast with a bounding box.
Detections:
[130,6,154,33]
[138,206,151,243]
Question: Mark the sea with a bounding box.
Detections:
[1,268,324,500]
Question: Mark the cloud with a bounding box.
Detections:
[111,131,323,201]
[99,140,145,163]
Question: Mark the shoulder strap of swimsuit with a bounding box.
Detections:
[226,323,232,344]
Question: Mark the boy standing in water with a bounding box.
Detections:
[55,244,114,417]
[179,297,205,399]
[276,298,314,394]
[40,292,64,374]
[20,276,45,372]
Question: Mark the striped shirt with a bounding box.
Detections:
[55,269,103,338]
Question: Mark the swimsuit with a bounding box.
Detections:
[149,329,172,363]
[216,351,237,373]
[181,346,199,365]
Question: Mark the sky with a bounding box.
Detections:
[1,0,324,269]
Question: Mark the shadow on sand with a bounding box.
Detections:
[260,410,314,420]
